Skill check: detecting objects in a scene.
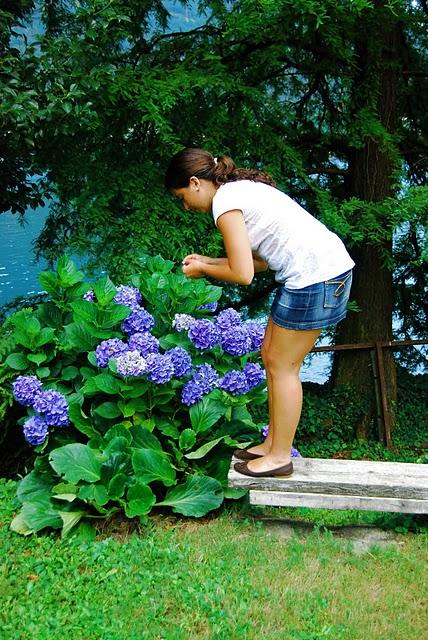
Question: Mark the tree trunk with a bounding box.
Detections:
[332,2,400,440]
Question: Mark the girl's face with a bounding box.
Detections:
[172,177,217,213]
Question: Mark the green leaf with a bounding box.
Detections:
[27,353,48,365]
[103,436,130,457]
[125,481,156,517]
[98,304,130,329]
[36,366,50,378]
[189,396,226,434]
[158,476,223,517]
[129,426,162,451]
[34,327,56,348]
[49,444,102,483]
[59,511,87,538]
[61,365,79,380]
[64,322,100,351]
[38,271,60,296]
[155,418,180,439]
[184,436,225,459]
[87,351,98,367]
[94,401,122,419]
[78,484,109,506]
[70,299,98,323]
[16,470,55,504]
[10,511,33,536]
[20,492,63,533]
[179,429,197,450]
[57,256,84,287]
[132,449,176,486]
[105,424,132,444]
[107,473,128,499]
[68,401,99,438]
[93,372,121,395]
[93,276,117,305]
[5,352,28,370]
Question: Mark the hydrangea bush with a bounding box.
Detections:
[1,256,269,537]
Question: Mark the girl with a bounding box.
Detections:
[165,148,354,478]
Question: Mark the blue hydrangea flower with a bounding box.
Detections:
[219,370,250,396]
[83,290,95,302]
[33,390,70,427]
[243,362,266,389]
[114,285,143,310]
[12,375,43,407]
[220,326,253,356]
[23,415,49,446]
[193,364,219,393]
[166,347,193,378]
[145,353,175,384]
[199,302,218,312]
[244,321,265,351]
[215,307,241,330]
[128,332,160,356]
[172,313,196,331]
[188,319,220,350]
[95,338,128,367]
[261,424,269,440]
[122,307,155,335]
[115,350,147,377]
[181,379,204,406]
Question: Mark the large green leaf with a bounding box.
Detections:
[94,401,122,419]
[157,476,223,517]
[93,276,117,305]
[129,426,163,451]
[18,492,63,533]
[49,444,102,483]
[16,470,55,504]
[125,481,156,517]
[179,429,197,450]
[58,511,87,538]
[70,299,98,323]
[5,352,28,370]
[98,304,130,329]
[132,449,176,486]
[78,484,109,506]
[184,436,225,459]
[189,396,226,434]
[64,322,99,351]
[93,372,121,395]
[57,256,84,287]
[107,473,128,499]
[68,401,99,438]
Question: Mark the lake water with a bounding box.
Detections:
[0,205,332,383]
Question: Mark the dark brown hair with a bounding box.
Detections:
[164,147,275,189]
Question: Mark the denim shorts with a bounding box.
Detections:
[271,270,353,330]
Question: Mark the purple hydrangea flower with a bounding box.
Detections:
[172,313,196,331]
[244,321,265,352]
[122,307,155,335]
[114,285,143,310]
[181,379,204,406]
[215,308,241,330]
[243,362,266,389]
[12,375,43,407]
[199,302,218,312]
[193,364,219,393]
[188,319,220,350]
[128,332,160,356]
[95,338,128,367]
[33,390,70,427]
[23,415,49,446]
[220,326,253,356]
[115,350,147,377]
[83,290,95,302]
[145,353,175,384]
[219,370,250,396]
[260,425,301,457]
[166,347,193,378]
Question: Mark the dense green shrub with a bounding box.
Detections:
[1,256,267,536]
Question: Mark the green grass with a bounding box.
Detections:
[1,480,427,640]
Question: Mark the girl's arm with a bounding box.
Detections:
[182,210,254,285]
[183,253,268,273]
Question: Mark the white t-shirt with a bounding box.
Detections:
[212,180,355,288]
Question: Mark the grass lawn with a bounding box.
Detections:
[1,478,427,640]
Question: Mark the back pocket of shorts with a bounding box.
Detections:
[323,271,352,309]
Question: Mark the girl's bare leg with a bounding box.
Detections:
[246,317,274,456]
[244,321,321,473]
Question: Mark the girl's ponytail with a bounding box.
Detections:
[165,148,275,189]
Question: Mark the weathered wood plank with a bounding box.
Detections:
[228,457,428,500]
[249,490,428,513]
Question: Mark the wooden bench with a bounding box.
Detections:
[228,456,428,513]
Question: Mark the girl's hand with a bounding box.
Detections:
[182,253,211,265]
[182,259,205,279]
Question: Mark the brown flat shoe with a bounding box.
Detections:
[233,448,263,461]
[234,461,293,478]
